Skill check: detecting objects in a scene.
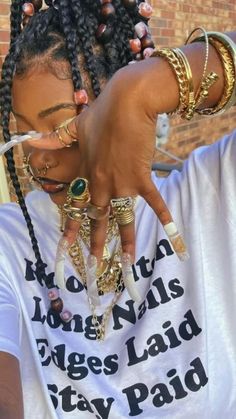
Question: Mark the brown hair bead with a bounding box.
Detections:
[101,3,116,21]
[31,0,43,11]
[141,35,155,49]
[96,24,113,43]
[122,0,137,9]
[129,38,141,53]
[51,297,63,313]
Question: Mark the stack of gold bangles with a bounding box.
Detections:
[151,28,236,119]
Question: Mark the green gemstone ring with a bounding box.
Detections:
[67,177,90,203]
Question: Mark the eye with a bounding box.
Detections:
[11,131,29,136]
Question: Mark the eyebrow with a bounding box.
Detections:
[13,103,77,120]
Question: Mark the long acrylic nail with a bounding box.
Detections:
[163,222,189,261]
[0,132,42,156]
[121,253,142,303]
[54,238,70,289]
[86,255,100,306]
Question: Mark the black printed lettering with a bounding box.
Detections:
[122,383,149,416]
[113,300,136,330]
[91,398,115,419]
[155,239,174,260]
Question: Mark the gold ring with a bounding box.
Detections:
[67,177,91,205]
[61,117,78,141]
[55,128,72,148]
[87,203,110,220]
[111,197,135,226]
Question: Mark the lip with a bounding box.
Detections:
[36,177,70,194]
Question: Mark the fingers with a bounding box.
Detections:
[27,109,86,150]
[119,221,142,303]
[141,179,189,261]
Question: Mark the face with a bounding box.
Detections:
[12,69,85,205]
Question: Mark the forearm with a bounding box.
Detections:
[116,31,236,118]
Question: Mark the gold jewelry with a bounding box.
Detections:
[173,48,196,120]
[59,117,78,140]
[151,47,189,115]
[111,197,135,226]
[55,128,73,148]
[58,205,123,340]
[196,34,236,116]
[67,177,90,205]
[185,27,210,101]
[87,203,110,220]
[63,202,87,222]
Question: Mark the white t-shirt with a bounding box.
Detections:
[0,131,236,419]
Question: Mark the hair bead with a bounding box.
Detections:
[60,310,73,323]
[96,23,114,43]
[138,2,153,19]
[135,21,148,39]
[143,47,155,59]
[101,3,116,21]
[122,0,137,9]
[74,89,89,105]
[51,297,63,313]
[48,288,59,301]
[22,2,35,17]
[141,34,155,49]
[129,38,141,53]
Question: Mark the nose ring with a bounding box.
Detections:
[23,154,51,177]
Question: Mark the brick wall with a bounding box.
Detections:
[1,0,236,198]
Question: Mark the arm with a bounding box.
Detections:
[0,253,23,418]
[0,352,23,419]
[29,31,236,267]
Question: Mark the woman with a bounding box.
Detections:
[0,1,236,418]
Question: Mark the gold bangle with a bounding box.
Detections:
[196,36,235,116]
[173,48,196,120]
[197,32,236,114]
[185,27,209,100]
[151,48,189,115]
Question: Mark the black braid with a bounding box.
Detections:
[57,0,83,91]
[0,54,48,286]
[70,0,101,96]
[10,0,24,46]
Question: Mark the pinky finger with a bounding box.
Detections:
[142,181,189,261]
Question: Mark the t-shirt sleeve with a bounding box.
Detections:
[0,252,21,361]
[182,129,236,225]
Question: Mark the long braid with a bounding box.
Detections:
[0,55,48,286]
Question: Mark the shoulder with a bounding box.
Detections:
[0,190,55,245]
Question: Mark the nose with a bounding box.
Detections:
[28,149,59,175]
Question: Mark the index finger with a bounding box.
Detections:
[27,109,85,150]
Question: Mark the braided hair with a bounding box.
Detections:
[0,0,153,288]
